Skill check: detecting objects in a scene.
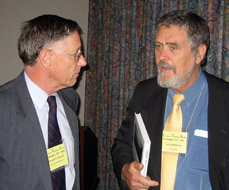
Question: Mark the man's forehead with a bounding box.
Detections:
[155,25,188,41]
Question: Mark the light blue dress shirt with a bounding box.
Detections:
[164,69,212,189]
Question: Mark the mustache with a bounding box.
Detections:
[157,60,176,73]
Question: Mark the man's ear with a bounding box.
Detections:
[38,49,54,69]
[195,44,207,65]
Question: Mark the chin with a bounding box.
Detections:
[71,79,77,87]
[158,76,175,88]
[159,74,173,83]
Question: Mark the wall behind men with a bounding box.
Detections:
[0,0,89,125]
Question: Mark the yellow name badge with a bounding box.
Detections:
[47,143,69,171]
[162,131,188,154]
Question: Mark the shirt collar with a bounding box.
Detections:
[24,72,57,109]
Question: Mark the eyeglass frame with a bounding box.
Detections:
[48,49,82,62]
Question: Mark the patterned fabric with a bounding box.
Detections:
[47,96,66,190]
[85,0,229,189]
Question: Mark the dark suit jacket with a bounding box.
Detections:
[0,72,80,190]
[111,71,229,189]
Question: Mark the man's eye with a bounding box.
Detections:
[170,46,177,51]
[155,44,162,49]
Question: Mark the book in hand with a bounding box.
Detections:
[133,113,151,177]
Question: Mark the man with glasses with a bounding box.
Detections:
[0,15,87,190]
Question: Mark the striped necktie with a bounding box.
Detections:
[47,96,66,190]
[161,94,184,190]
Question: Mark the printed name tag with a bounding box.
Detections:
[47,143,69,171]
[162,131,188,154]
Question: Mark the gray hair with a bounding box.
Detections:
[157,10,210,65]
[18,14,82,66]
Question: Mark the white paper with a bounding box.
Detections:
[194,129,208,138]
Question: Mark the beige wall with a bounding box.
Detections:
[0,0,89,125]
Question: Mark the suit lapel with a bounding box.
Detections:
[58,91,80,190]
[59,93,79,140]
[15,72,81,190]
[15,72,52,190]
[204,72,229,189]
[146,84,168,182]
[206,73,229,157]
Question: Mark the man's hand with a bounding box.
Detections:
[121,161,159,190]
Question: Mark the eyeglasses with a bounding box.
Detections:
[49,49,82,61]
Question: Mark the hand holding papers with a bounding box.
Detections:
[133,113,151,177]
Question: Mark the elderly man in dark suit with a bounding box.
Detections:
[111,10,229,190]
[0,15,87,190]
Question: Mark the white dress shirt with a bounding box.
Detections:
[24,72,75,190]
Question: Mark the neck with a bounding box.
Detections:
[25,65,57,95]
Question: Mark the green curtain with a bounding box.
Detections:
[85,0,229,189]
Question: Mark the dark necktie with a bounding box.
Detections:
[47,96,66,190]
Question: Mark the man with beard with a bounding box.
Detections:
[111,10,229,190]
